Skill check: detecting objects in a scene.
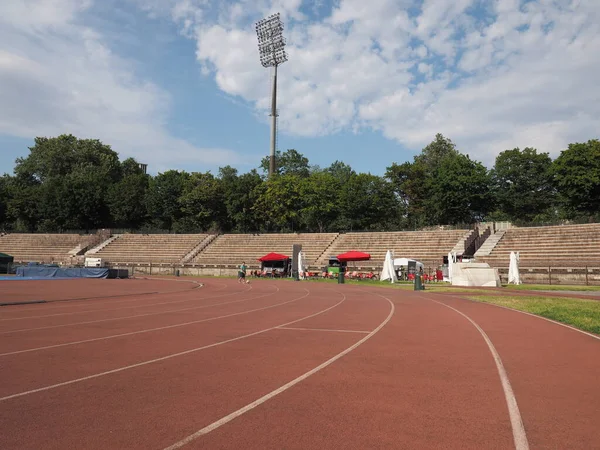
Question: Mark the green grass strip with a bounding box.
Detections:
[468,295,600,335]
[502,284,600,292]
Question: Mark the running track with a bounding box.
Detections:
[1,277,599,449]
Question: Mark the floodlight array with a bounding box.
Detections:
[255,13,288,67]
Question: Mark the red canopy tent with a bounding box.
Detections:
[258,252,289,262]
[336,251,371,262]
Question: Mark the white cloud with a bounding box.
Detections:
[0,0,244,172]
[164,0,600,164]
[2,0,598,172]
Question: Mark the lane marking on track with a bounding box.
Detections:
[444,293,600,342]
[0,283,234,320]
[276,327,370,334]
[0,279,207,314]
[0,286,265,335]
[428,298,529,450]
[0,286,296,356]
[163,292,394,450]
[0,284,249,321]
[0,288,345,402]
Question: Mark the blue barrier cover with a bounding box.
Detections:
[16,267,110,278]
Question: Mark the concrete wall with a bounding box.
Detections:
[111,264,239,278]
[498,267,600,286]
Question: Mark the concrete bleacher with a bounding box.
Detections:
[192,233,339,267]
[94,234,208,264]
[316,230,470,269]
[479,223,600,268]
[0,233,84,263]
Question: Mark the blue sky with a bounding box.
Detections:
[0,0,598,176]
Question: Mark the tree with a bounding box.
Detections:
[145,170,190,231]
[260,149,311,177]
[107,158,149,229]
[326,160,355,184]
[252,174,304,231]
[299,172,341,232]
[385,161,426,227]
[552,139,600,216]
[178,172,226,232]
[14,134,120,184]
[0,175,12,230]
[219,166,263,232]
[429,153,493,224]
[490,147,555,222]
[414,133,459,173]
[335,173,400,231]
[10,135,120,231]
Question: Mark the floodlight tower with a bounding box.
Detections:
[255,13,288,178]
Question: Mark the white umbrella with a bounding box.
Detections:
[508,251,521,285]
[380,250,398,283]
[298,251,305,279]
[447,251,454,282]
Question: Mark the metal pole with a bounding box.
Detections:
[269,64,278,178]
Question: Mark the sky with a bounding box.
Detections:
[0,0,598,177]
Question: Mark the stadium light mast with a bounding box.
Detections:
[255,12,288,178]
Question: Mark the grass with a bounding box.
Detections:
[502,284,600,292]
[467,295,600,335]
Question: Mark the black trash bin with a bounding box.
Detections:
[175,269,180,277]
[414,274,424,290]
[338,267,345,284]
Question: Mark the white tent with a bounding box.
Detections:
[393,257,424,272]
[380,250,398,283]
[508,251,521,285]
[451,262,501,287]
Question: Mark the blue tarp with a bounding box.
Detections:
[16,267,110,278]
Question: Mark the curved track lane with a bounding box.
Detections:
[1,280,599,449]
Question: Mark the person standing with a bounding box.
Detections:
[238,262,248,283]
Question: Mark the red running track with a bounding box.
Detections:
[1,277,599,449]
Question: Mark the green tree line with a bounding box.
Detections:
[0,134,598,233]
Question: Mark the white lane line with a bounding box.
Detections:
[0,284,250,321]
[0,287,290,356]
[163,292,394,450]
[0,286,268,335]
[429,298,529,450]
[446,294,600,342]
[0,288,344,402]
[276,327,370,334]
[0,279,207,315]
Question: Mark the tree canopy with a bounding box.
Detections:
[0,133,598,233]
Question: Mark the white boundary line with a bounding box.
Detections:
[0,283,249,321]
[1,285,275,335]
[0,286,294,356]
[0,288,345,402]
[163,292,394,450]
[276,327,370,334]
[444,293,600,342]
[0,278,207,315]
[428,298,529,450]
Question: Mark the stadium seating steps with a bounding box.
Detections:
[479,223,600,268]
[2,224,599,270]
[0,233,84,264]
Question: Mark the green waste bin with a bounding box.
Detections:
[338,269,345,284]
[414,274,424,290]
